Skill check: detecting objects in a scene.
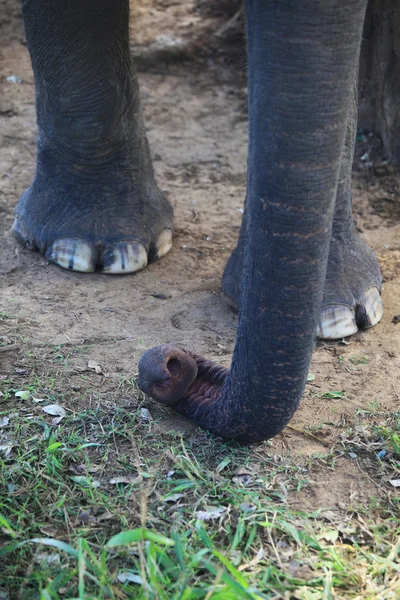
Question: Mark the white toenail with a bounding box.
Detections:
[101,242,148,274]
[156,229,173,259]
[360,287,383,328]
[47,239,95,272]
[317,305,358,340]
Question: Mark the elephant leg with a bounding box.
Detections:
[222,82,383,340]
[12,0,173,273]
[316,81,383,338]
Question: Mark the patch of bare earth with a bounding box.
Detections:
[1,0,399,514]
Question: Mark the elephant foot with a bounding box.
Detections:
[222,232,383,340]
[12,169,173,274]
[316,234,383,339]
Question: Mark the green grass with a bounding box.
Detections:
[1,363,400,599]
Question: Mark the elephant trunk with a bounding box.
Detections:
[139,0,368,442]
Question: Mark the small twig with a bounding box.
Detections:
[286,424,331,446]
[0,344,19,353]
[388,535,400,562]
[215,9,243,38]
[203,323,222,335]
[204,569,224,600]
[111,414,120,457]
[267,511,283,568]
[355,457,382,490]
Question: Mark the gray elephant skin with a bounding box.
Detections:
[15,1,385,442]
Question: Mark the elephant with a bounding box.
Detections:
[14,0,384,442]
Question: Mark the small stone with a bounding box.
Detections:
[5,75,23,84]
[139,408,153,421]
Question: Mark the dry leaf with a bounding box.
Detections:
[239,503,256,512]
[109,474,139,485]
[0,416,9,428]
[77,510,96,525]
[390,479,400,487]
[69,475,100,488]
[87,464,102,473]
[96,512,115,523]
[162,493,184,503]
[88,360,109,377]
[196,506,227,521]
[35,552,60,566]
[232,473,252,486]
[42,404,66,416]
[69,463,102,475]
[0,443,12,457]
[42,404,67,424]
[117,572,143,584]
[15,390,30,400]
[88,359,102,373]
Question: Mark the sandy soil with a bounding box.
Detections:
[1,0,399,510]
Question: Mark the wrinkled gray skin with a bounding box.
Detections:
[15,1,383,441]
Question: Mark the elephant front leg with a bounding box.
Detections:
[222,83,383,340]
[316,83,383,339]
[13,0,173,273]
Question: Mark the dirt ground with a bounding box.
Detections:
[1,0,400,512]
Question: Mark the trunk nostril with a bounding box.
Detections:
[139,345,198,406]
[167,358,180,376]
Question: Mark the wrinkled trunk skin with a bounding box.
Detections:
[139,0,368,443]
[359,0,400,167]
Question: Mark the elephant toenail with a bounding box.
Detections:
[356,287,383,329]
[11,216,32,248]
[317,305,358,340]
[156,229,173,259]
[46,239,95,272]
[101,241,148,274]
